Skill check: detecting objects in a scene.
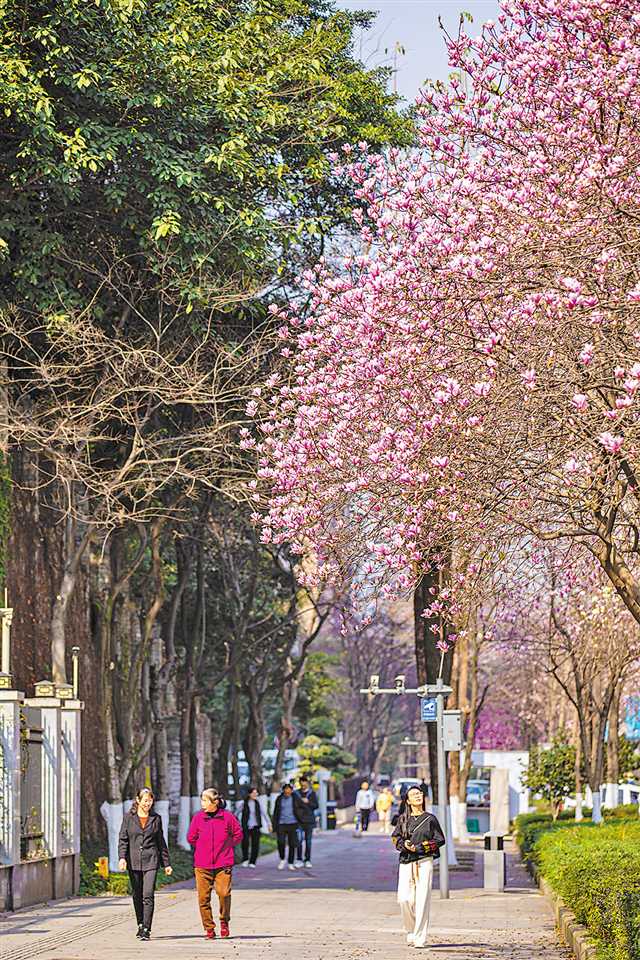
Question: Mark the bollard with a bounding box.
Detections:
[483,832,506,891]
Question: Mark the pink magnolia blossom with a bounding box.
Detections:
[598,432,624,455]
[256,0,640,634]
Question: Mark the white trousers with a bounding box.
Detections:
[397,858,433,948]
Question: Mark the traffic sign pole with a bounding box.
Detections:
[435,678,449,899]
[359,674,454,900]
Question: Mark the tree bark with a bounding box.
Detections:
[413,563,453,805]
[607,684,621,786]
[51,519,92,683]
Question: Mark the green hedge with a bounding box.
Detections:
[515,805,639,860]
[537,821,640,960]
[516,811,640,960]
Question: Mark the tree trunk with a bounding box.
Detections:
[51,519,92,683]
[607,684,621,787]
[228,665,243,800]
[413,565,453,805]
[273,658,302,787]
[243,682,266,794]
[575,731,583,821]
[177,691,193,849]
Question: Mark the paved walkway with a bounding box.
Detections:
[1,831,568,960]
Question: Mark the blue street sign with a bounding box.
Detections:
[421,697,437,723]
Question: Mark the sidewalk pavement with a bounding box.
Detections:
[1,830,568,960]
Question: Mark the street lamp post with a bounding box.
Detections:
[360,674,453,899]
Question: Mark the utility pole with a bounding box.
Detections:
[360,674,454,899]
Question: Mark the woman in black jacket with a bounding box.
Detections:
[118,787,172,941]
[240,786,263,867]
[391,784,445,950]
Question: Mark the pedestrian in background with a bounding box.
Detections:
[294,775,319,867]
[376,786,394,835]
[355,780,375,832]
[118,786,172,941]
[392,783,445,949]
[187,788,243,941]
[272,782,301,870]
[241,786,262,868]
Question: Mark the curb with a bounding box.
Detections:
[522,857,596,960]
[539,877,597,960]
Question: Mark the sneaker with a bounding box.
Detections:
[277,860,285,870]
[248,863,256,869]
[304,860,312,868]
[288,863,296,871]
[294,859,303,868]
[220,921,230,939]
[407,934,415,946]
[140,928,151,941]
[241,860,249,868]
[136,924,144,939]
[206,928,216,940]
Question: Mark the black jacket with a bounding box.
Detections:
[118,810,170,871]
[392,810,445,864]
[241,797,263,832]
[272,792,303,831]
[294,788,318,826]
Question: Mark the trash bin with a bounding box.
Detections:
[326,801,337,830]
[483,833,506,891]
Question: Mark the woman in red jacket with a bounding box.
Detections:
[187,788,243,940]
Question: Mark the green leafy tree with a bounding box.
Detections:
[524,735,576,820]
[295,651,354,780]
[298,735,356,783]
[1,0,410,319]
[297,651,343,726]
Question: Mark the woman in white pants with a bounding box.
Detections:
[391,785,445,950]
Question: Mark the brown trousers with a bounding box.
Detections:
[195,867,232,929]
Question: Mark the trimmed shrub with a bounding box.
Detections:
[537,821,640,960]
[521,819,640,960]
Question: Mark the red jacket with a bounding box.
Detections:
[187,809,243,870]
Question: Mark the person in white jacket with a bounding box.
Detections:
[354,780,375,832]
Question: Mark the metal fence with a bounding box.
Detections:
[19,708,44,861]
[0,693,82,909]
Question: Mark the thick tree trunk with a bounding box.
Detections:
[413,565,453,805]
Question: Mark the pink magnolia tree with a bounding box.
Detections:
[257,0,640,628]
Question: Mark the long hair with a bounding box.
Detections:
[396,783,430,833]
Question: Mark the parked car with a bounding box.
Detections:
[466,779,490,806]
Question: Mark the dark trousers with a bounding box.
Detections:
[296,825,313,861]
[360,808,372,831]
[129,868,157,929]
[277,824,298,863]
[242,826,261,864]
